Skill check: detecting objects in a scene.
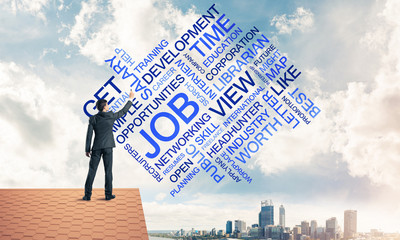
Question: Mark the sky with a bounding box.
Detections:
[1,0,400,233]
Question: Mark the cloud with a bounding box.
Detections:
[271,7,314,34]
[246,67,333,176]
[61,0,199,65]
[329,0,400,189]
[39,48,57,59]
[61,0,101,47]
[0,61,88,187]
[1,0,49,21]
[0,96,53,147]
[254,0,400,191]
[155,192,166,201]
[57,0,64,11]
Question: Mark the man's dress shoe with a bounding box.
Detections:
[105,194,115,200]
[82,195,91,201]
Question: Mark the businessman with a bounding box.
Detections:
[83,90,134,201]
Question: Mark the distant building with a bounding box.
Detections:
[293,225,302,240]
[283,231,290,240]
[265,225,284,240]
[316,226,326,240]
[211,228,216,236]
[235,219,246,233]
[300,235,311,240]
[259,200,274,228]
[217,230,225,236]
[226,220,233,234]
[344,210,357,239]
[249,227,264,238]
[371,229,384,237]
[301,221,310,236]
[279,205,286,227]
[311,220,317,239]
[326,217,338,240]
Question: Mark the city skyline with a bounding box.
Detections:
[224,202,353,235]
[154,199,399,240]
[171,200,372,236]
[154,198,391,233]
[164,201,394,240]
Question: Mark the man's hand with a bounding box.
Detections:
[129,90,134,99]
[86,152,91,157]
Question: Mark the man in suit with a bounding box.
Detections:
[83,90,134,201]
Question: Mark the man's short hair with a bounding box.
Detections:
[96,99,107,111]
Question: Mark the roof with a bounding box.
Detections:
[0,188,149,240]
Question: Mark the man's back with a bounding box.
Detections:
[85,100,132,152]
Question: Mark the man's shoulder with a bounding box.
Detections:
[91,112,115,122]
[89,114,99,124]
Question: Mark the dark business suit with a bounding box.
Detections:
[84,100,132,197]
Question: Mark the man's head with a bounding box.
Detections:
[96,99,109,112]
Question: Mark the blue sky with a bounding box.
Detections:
[1,0,399,233]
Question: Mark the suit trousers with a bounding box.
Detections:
[84,148,113,197]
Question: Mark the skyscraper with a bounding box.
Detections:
[326,217,338,240]
[279,205,285,227]
[226,220,233,234]
[311,220,317,239]
[301,221,310,236]
[344,210,357,239]
[211,228,216,236]
[235,220,246,233]
[259,200,274,228]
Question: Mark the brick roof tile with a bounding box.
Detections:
[0,188,148,239]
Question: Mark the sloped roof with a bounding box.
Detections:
[0,188,148,240]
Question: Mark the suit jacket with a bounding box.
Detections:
[85,100,133,152]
